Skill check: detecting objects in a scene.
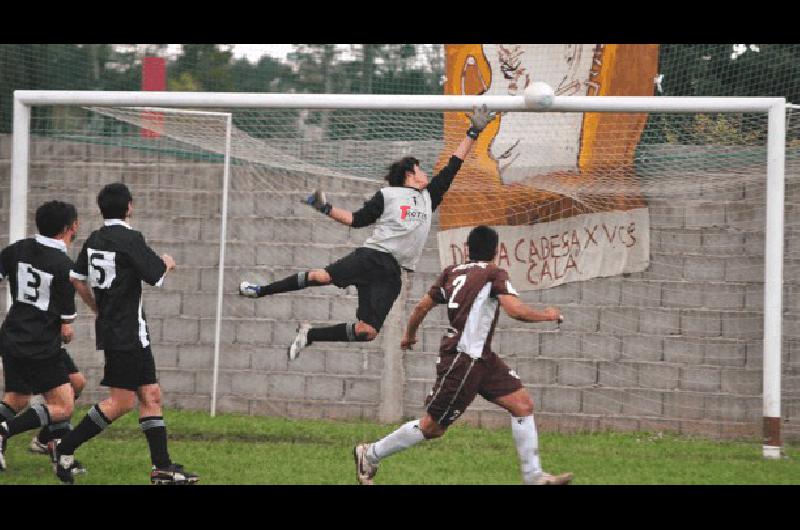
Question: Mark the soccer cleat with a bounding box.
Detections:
[532,471,574,485]
[49,440,75,485]
[30,436,49,455]
[150,463,199,485]
[0,422,8,471]
[353,443,379,485]
[239,281,262,298]
[287,321,311,361]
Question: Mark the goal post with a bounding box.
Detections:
[10,90,788,458]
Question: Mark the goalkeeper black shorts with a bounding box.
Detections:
[325,247,402,331]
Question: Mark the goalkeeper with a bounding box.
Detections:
[240,105,496,360]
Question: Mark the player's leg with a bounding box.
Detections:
[485,357,572,485]
[34,351,85,453]
[0,392,32,471]
[354,351,481,484]
[239,268,332,298]
[136,349,198,485]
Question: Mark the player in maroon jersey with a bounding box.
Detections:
[353,225,573,485]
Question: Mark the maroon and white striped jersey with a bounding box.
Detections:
[428,261,519,359]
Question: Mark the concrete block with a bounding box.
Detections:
[516,358,557,385]
[704,284,745,309]
[684,256,726,282]
[541,333,580,357]
[649,203,684,228]
[557,360,597,386]
[639,308,680,335]
[404,353,437,380]
[271,219,313,243]
[268,373,306,399]
[705,395,759,422]
[325,350,365,375]
[663,391,705,420]
[177,345,214,369]
[330,296,358,321]
[249,399,289,418]
[638,363,680,390]
[597,361,638,388]
[680,366,721,392]
[162,318,199,343]
[236,320,273,344]
[726,203,762,230]
[307,376,346,400]
[685,202,726,228]
[725,257,762,282]
[158,370,196,394]
[540,282,580,304]
[621,281,662,307]
[703,340,746,367]
[599,308,639,334]
[253,295,293,319]
[622,389,663,416]
[217,395,251,414]
[582,334,622,361]
[745,341,762,369]
[292,245,331,269]
[681,309,722,337]
[542,387,582,413]
[142,292,182,317]
[498,330,540,357]
[722,312,762,339]
[324,404,365,421]
[291,297,330,321]
[621,334,662,362]
[195,370,232,395]
[662,282,703,308]
[559,307,600,334]
[647,255,684,281]
[199,319,237,344]
[658,230,702,253]
[219,345,253,370]
[250,347,289,372]
[344,378,380,402]
[286,401,326,420]
[663,337,705,365]
[720,369,762,395]
[231,372,270,397]
[702,231,744,256]
[580,279,621,305]
[582,388,625,414]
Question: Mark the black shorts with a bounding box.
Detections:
[325,247,402,331]
[59,348,80,375]
[2,352,71,395]
[425,351,523,427]
[101,346,158,391]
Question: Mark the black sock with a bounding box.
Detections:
[140,416,171,469]
[37,425,50,444]
[46,421,72,442]
[58,404,111,456]
[261,272,305,295]
[7,403,50,438]
[307,323,353,344]
[0,401,16,424]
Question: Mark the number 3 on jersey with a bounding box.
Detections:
[16,262,53,311]
[88,249,116,289]
[448,274,467,309]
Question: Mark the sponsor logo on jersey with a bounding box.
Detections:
[400,205,428,221]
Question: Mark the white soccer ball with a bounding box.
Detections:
[524,82,555,108]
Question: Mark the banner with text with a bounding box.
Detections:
[438,208,650,290]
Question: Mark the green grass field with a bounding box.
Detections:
[1,407,798,485]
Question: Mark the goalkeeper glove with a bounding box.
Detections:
[466,104,496,139]
[304,189,332,215]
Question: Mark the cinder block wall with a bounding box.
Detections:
[0,135,797,441]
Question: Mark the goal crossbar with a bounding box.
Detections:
[10,90,787,458]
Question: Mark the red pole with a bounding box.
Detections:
[141,56,166,138]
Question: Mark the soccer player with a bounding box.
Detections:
[239,105,497,360]
[28,348,86,457]
[50,183,198,485]
[0,201,82,473]
[353,225,573,485]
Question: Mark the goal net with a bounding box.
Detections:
[13,97,798,449]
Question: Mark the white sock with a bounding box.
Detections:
[511,415,543,484]
[367,420,425,464]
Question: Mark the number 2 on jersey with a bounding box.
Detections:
[448,274,467,309]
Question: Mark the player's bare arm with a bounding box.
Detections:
[71,278,97,315]
[498,294,561,323]
[401,294,437,350]
[60,323,74,344]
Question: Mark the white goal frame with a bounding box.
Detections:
[10,90,787,458]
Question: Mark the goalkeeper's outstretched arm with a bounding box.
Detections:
[303,188,383,228]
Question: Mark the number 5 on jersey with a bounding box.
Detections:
[88,249,116,289]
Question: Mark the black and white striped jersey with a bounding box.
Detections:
[0,235,76,360]
[72,219,167,351]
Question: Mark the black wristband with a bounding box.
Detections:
[320,203,333,216]
[466,127,480,139]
